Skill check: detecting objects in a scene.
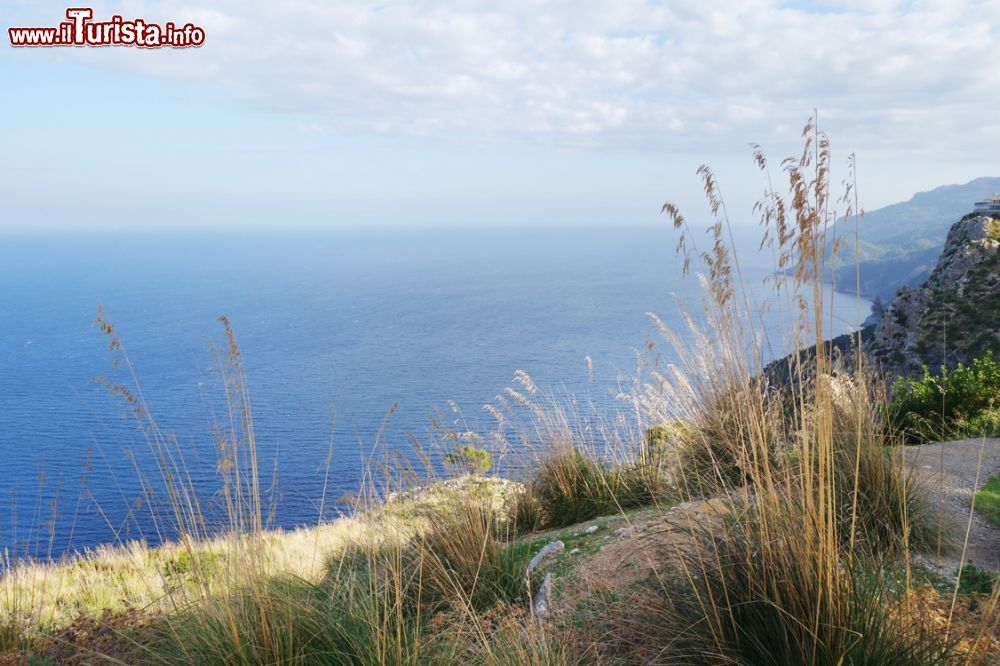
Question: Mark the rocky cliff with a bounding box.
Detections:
[868,214,1000,378]
[827,177,1000,302]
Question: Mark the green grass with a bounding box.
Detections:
[511,444,671,531]
[147,571,425,665]
[416,499,537,612]
[974,473,1000,527]
[142,497,557,665]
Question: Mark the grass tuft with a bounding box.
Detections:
[974,474,1000,527]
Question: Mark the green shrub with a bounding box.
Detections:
[889,352,1000,443]
[957,564,998,595]
[162,550,223,585]
[643,419,695,453]
[512,444,669,530]
[969,408,1000,439]
[443,445,493,475]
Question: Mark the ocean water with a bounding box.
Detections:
[0,226,869,558]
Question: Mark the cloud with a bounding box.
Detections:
[9,0,1000,156]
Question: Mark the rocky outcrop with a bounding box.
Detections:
[868,214,999,379]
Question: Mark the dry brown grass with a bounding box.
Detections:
[2,116,995,665]
[594,115,996,665]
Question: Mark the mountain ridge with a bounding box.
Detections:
[828,176,1000,301]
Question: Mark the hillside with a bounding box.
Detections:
[3,443,998,664]
[829,177,1000,301]
[3,127,997,663]
[868,214,1000,378]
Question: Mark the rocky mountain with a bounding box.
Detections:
[828,177,1000,301]
[868,213,1000,378]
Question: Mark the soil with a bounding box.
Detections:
[905,437,1000,574]
[543,436,1000,631]
[537,496,726,643]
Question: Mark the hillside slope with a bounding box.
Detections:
[868,214,1000,378]
[830,177,1000,301]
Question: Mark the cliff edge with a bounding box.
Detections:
[868,214,999,378]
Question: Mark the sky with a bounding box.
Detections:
[1,0,999,231]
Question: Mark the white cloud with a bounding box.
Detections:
[9,0,1000,156]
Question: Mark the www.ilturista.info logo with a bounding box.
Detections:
[8,8,206,48]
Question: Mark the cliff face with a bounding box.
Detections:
[826,177,1000,302]
[868,214,1000,378]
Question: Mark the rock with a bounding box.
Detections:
[532,572,554,620]
[583,524,599,534]
[869,214,999,379]
[615,526,638,539]
[526,540,564,575]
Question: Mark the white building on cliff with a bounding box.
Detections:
[973,194,1000,215]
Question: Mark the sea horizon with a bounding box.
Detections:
[0,224,871,559]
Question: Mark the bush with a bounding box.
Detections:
[147,571,422,665]
[148,500,536,666]
[643,419,695,453]
[890,353,1000,443]
[512,443,670,530]
[417,500,532,611]
[958,564,999,595]
[0,622,27,655]
[631,505,958,666]
[525,446,615,528]
[826,372,940,554]
[443,445,493,475]
[969,408,1000,439]
[508,487,545,533]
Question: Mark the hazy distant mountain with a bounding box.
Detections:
[828,177,1000,301]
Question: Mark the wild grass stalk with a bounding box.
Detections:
[2,116,995,666]
[613,115,993,665]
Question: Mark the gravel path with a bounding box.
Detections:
[905,438,1000,573]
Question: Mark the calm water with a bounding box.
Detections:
[0,226,869,558]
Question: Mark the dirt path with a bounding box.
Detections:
[905,437,1000,573]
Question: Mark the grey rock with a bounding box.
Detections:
[532,572,554,620]
[526,540,564,575]
[869,214,999,379]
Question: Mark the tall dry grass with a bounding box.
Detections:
[603,116,998,664]
[2,116,997,665]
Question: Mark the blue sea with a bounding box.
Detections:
[0,226,869,558]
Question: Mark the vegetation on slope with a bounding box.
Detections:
[826,176,1000,301]
[2,119,998,665]
[868,213,1000,380]
[890,353,1000,443]
[976,474,1000,527]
